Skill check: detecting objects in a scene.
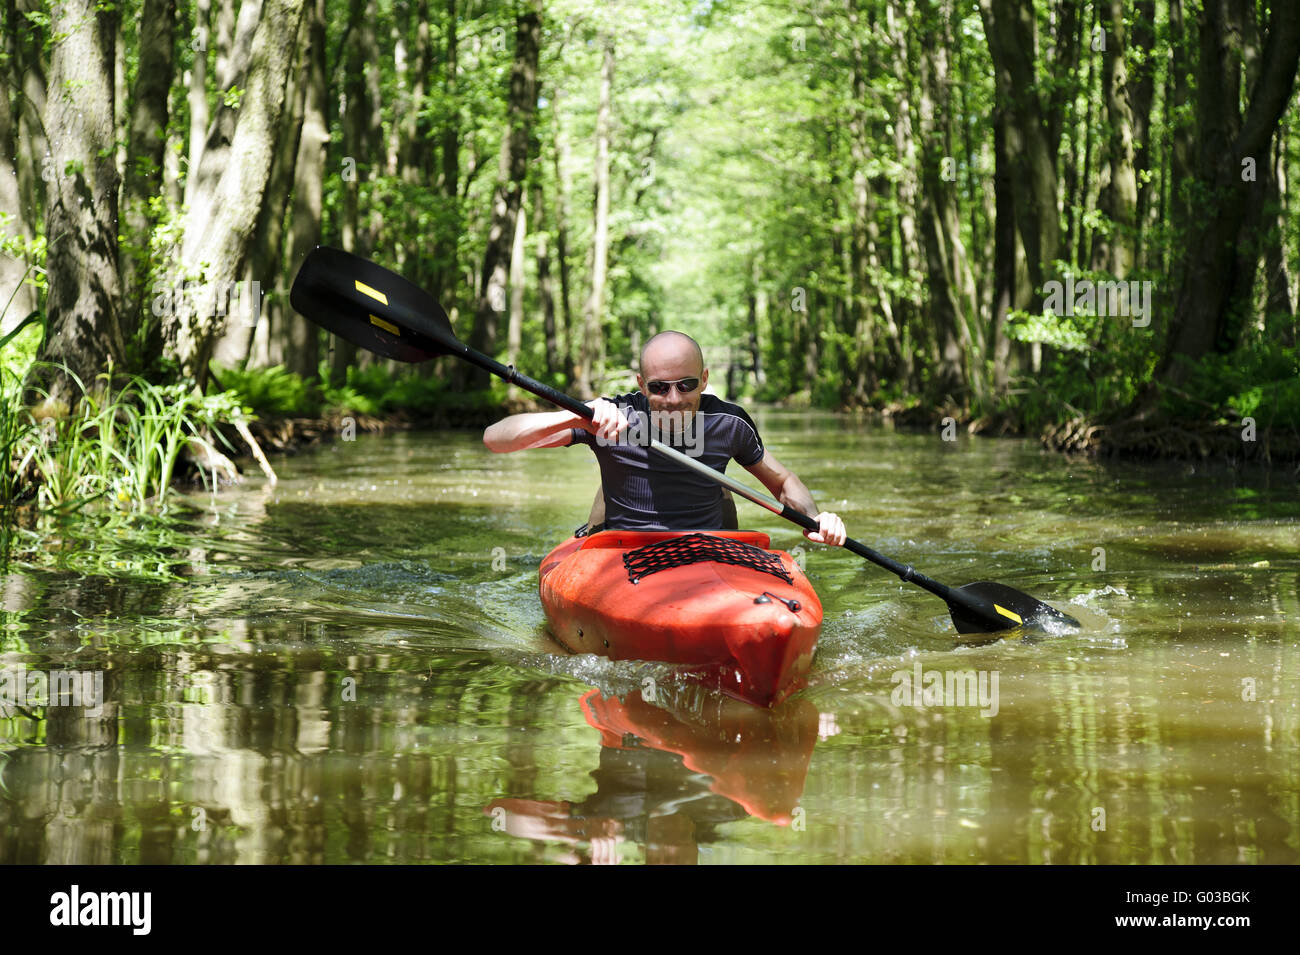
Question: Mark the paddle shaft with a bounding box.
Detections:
[450,333,997,617]
[290,245,1046,632]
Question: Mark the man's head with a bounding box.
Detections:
[637,331,708,420]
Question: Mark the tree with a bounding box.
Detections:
[29,0,125,410]
[464,0,542,390]
[1156,1,1300,389]
[574,32,612,398]
[161,0,307,387]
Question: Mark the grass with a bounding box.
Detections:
[3,361,246,515]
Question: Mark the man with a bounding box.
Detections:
[482,330,847,546]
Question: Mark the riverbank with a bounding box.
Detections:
[872,401,1300,469]
[218,390,1300,487]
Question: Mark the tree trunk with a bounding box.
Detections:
[1263,132,1294,339]
[1156,2,1300,390]
[886,0,921,393]
[1094,0,1138,276]
[186,0,263,211]
[1129,0,1157,258]
[434,0,460,317]
[550,85,575,379]
[845,0,877,402]
[184,0,211,211]
[989,104,1016,397]
[1167,0,1194,274]
[918,0,969,405]
[359,0,384,262]
[507,203,526,373]
[575,34,613,399]
[28,0,123,410]
[1060,3,1087,269]
[281,0,328,380]
[0,0,37,332]
[980,0,1061,297]
[1046,0,1081,158]
[533,182,559,376]
[462,0,541,390]
[340,0,366,256]
[163,0,306,385]
[8,0,49,236]
[1075,10,1099,269]
[233,14,306,371]
[400,0,432,186]
[120,0,176,359]
[746,283,765,390]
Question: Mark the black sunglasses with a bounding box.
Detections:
[646,377,701,396]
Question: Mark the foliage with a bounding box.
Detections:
[213,361,468,419]
[7,0,1299,461]
[214,363,320,417]
[1162,345,1300,428]
[6,365,243,513]
[0,366,37,507]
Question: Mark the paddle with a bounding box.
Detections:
[289,245,1081,635]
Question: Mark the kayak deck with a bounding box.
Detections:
[539,529,823,707]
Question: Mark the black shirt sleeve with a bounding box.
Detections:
[730,405,765,466]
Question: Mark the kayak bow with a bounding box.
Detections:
[539,529,822,708]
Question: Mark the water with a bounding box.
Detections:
[1,411,1297,863]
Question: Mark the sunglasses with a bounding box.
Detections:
[646,377,701,396]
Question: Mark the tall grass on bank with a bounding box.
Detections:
[3,364,246,514]
[0,366,36,507]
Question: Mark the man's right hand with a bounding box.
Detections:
[584,398,629,443]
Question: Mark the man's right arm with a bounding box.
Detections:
[482,410,581,453]
[482,399,627,453]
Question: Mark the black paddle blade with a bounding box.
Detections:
[949,581,1082,635]
[289,246,457,362]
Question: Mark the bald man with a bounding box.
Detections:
[482,331,847,546]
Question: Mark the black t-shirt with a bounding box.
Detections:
[569,392,765,530]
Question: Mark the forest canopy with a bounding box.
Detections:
[2,0,1298,464]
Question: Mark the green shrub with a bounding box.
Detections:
[1164,345,1300,427]
[212,363,321,417]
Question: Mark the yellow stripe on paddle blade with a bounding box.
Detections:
[369,314,399,335]
[994,604,1023,625]
[355,280,389,305]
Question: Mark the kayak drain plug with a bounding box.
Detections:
[755,591,801,612]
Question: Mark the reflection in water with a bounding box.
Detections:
[487,688,820,864]
[1,423,1298,863]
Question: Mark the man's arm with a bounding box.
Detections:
[482,410,580,453]
[743,450,847,546]
[482,398,627,453]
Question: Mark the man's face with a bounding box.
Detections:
[637,342,708,423]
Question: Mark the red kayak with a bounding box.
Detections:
[539,529,823,707]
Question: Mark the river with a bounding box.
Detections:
[1,409,1297,864]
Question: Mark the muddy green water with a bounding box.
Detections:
[1,410,1297,864]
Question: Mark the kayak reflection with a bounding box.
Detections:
[486,687,819,864]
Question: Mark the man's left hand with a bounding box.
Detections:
[804,511,846,546]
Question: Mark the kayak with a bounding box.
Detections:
[538,529,823,707]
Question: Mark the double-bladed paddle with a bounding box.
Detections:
[289,245,1080,635]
